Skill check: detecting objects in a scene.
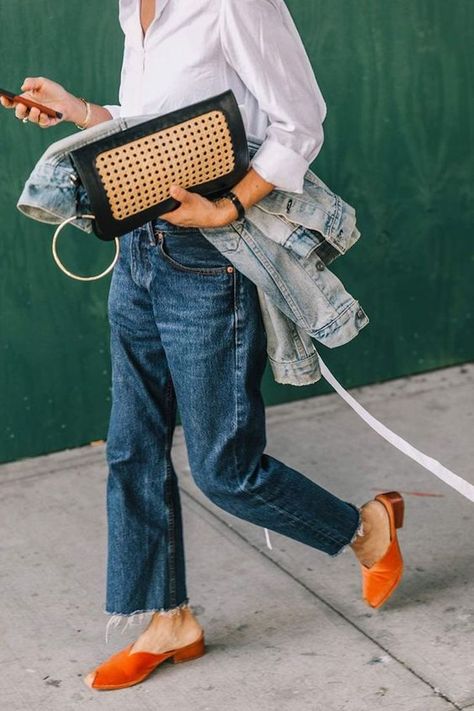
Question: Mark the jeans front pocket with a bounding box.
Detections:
[155,228,234,275]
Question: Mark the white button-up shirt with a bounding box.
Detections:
[103,0,327,193]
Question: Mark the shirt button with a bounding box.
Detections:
[316,260,325,271]
[356,308,364,318]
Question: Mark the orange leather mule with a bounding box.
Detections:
[360,491,405,608]
[88,632,206,691]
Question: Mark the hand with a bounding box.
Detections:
[0,76,78,128]
[159,185,239,229]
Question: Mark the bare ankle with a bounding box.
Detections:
[350,503,373,546]
[349,499,390,567]
[150,606,201,631]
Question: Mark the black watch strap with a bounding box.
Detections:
[222,190,246,221]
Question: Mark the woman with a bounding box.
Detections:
[1,0,404,693]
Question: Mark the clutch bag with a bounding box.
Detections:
[69,89,249,241]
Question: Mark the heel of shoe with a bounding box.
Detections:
[171,635,206,664]
[377,491,404,529]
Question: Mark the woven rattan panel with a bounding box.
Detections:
[95,110,235,221]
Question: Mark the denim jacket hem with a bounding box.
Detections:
[268,351,322,386]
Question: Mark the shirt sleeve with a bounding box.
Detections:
[102,104,121,120]
[219,0,327,194]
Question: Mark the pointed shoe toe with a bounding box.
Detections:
[90,632,206,691]
[361,491,404,609]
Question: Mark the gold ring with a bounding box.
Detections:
[51,215,120,281]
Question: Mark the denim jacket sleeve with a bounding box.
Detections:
[244,139,361,258]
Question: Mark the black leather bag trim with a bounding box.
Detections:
[69,89,249,241]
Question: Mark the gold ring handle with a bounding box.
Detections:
[51,215,120,282]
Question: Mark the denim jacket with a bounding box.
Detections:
[16,114,369,386]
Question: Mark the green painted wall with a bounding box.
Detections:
[1,1,473,464]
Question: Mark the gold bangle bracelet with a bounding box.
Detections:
[75,97,91,130]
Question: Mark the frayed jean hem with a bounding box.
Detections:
[103,598,191,645]
[328,504,364,558]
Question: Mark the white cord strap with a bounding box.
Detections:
[263,354,474,550]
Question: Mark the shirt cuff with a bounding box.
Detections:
[250,138,311,194]
[102,104,121,120]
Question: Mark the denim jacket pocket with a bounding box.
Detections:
[285,225,341,264]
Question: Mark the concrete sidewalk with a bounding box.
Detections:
[0,363,473,711]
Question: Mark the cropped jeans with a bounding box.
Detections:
[104,215,362,620]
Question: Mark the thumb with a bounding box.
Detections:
[169,184,189,201]
[20,77,42,93]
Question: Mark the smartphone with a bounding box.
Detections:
[0,86,63,119]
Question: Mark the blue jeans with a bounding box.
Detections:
[104,216,362,616]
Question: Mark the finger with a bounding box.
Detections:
[160,206,181,221]
[14,102,29,120]
[38,112,52,128]
[28,106,41,123]
[169,184,190,202]
[160,211,189,226]
[20,77,43,93]
[159,213,178,224]
[160,203,188,219]
[0,96,15,109]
